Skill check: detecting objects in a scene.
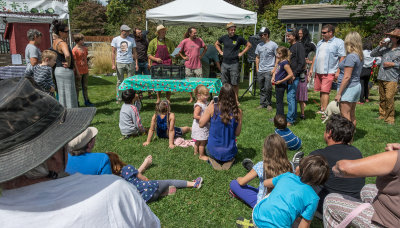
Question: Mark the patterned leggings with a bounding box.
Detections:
[323,184,384,228]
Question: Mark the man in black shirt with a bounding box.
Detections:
[215,22,251,101]
[310,114,365,214]
[286,29,305,125]
[132,28,149,75]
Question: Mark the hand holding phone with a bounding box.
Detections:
[213,96,218,104]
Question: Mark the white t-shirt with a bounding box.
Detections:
[0,174,161,228]
[111,36,136,64]
[315,42,328,74]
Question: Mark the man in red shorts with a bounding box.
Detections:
[309,24,345,114]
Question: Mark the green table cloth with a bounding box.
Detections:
[119,75,222,94]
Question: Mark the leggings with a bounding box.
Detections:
[323,184,384,228]
[147,179,187,202]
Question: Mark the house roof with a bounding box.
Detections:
[278,3,357,22]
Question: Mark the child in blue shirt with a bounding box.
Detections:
[253,155,329,228]
[274,114,302,150]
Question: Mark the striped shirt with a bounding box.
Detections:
[25,64,54,94]
[275,128,302,151]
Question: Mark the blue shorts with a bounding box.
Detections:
[339,83,361,102]
[157,127,183,139]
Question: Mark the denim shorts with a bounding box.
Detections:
[339,83,361,102]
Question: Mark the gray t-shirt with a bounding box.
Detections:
[337,53,362,88]
[111,36,136,64]
[255,41,278,72]
[119,103,143,136]
[25,44,41,71]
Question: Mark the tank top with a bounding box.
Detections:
[156,114,168,138]
[207,105,238,162]
[54,40,74,69]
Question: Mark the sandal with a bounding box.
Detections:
[193,177,203,189]
[321,113,327,120]
[229,189,238,198]
[236,217,255,228]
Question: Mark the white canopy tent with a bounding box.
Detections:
[146,0,257,27]
[146,0,258,89]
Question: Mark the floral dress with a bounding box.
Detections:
[121,165,159,202]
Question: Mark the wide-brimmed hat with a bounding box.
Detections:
[67,127,98,151]
[226,22,236,29]
[385,28,400,38]
[0,78,96,183]
[155,25,167,35]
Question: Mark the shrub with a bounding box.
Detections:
[335,23,370,40]
[90,43,113,75]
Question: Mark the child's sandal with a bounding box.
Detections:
[193,177,203,189]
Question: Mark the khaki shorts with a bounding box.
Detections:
[185,68,202,77]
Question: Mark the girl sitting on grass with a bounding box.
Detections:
[271,47,294,117]
[143,100,191,149]
[229,134,293,208]
[191,85,210,161]
[106,152,203,203]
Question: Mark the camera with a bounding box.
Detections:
[213,96,218,104]
[300,72,306,83]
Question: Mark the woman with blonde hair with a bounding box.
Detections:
[334,31,363,126]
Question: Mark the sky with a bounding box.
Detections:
[97,0,108,6]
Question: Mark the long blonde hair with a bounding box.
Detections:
[276,46,291,63]
[344,31,364,61]
[263,134,292,181]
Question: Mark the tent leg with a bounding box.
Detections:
[249,23,257,91]
[240,30,244,83]
[67,18,72,47]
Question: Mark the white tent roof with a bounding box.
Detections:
[146,0,257,26]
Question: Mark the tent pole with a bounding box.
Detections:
[67,17,72,47]
[146,20,148,31]
[249,23,257,92]
[240,29,244,83]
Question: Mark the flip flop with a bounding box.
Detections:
[193,177,203,189]
[236,217,255,228]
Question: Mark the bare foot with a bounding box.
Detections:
[187,99,193,103]
[155,99,160,104]
[143,155,152,168]
[199,155,209,161]
[194,151,199,155]
[138,155,153,173]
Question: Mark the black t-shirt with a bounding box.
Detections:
[134,38,149,62]
[218,34,247,64]
[310,144,365,213]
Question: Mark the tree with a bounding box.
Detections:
[337,0,400,29]
[68,0,87,12]
[70,1,108,35]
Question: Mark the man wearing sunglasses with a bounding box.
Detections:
[309,24,345,115]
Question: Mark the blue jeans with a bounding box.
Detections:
[286,77,299,123]
[136,61,150,75]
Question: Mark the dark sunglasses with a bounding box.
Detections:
[321,31,330,34]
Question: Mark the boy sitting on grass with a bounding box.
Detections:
[274,114,302,151]
[119,89,146,139]
[25,50,57,97]
[253,155,329,228]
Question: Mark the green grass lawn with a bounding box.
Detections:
[84,75,399,228]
